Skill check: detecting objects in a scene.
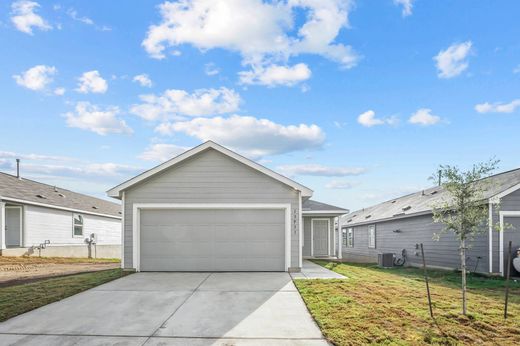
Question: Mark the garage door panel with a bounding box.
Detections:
[140,208,286,272]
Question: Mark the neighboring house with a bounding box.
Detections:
[108,141,348,272]
[0,172,122,258]
[340,168,520,277]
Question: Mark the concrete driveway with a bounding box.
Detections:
[0,272,329,345]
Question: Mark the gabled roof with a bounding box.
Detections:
[341,167,520,227]
[303,199,349,215]
[0,172,121,218]
[107,141,314,199]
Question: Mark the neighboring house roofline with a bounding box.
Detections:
[0,195,122,220]
[303,210,349,215]
[341,210,434,228]
[341,167,520,227]
[107,141,314,199]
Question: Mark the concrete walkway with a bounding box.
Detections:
[0,272,330,346]
[291,260,346,279]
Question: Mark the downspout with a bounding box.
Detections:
[298,191,303,269]
[121,191,125,269]
[488,201,493,274]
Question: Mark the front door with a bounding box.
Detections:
[504,216,520,277]
[5,206,22,247]
[312,219,329,257]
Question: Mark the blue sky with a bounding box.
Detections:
[1,0,519,211]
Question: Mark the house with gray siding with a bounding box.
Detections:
[339,168,520,277]
[0,171,122,258]
[108,141,348,272]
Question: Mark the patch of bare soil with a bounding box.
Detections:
[0,259,120,287]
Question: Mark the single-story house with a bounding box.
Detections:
[0,171,122,258]
[339,168,520,277]
[108,141,348,272]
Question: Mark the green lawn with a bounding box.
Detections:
[295,261,520,345]
[0,269,129,322]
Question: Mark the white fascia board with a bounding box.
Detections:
[107,141,313,198]
[489,183,520,204]
[0,196,121,220]
[303,210,349,215]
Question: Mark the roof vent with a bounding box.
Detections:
[118,211,122,215]
[58,193,65,198]
[347,218,352,223]
[92,206,98,209]
[365,214,372,219]
[402,206,412,211]
[36,194,46,199]
[54,186,58,192]
[393,212,405,217]
[391,200,396,204]
[421,190,425,196]
[431,190,438,195]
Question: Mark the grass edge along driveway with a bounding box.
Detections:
[0,268,130,322]
[294,261,520,346]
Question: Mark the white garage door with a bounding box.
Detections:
[139,208,286,271]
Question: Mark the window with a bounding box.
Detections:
[73,213,84,237]
[342,229,347,246]
[368,225,376,249]
[347,228,354,248]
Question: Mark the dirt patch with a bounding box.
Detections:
[0,257,120,287]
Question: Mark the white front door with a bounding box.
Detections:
[312,219,329,257]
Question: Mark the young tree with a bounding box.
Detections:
[431,159,499,315]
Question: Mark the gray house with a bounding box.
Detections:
[108,141,348,272]
[340,168,520,276]
[0,172,122,258]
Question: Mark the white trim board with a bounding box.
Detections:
[488,202,493,273]
[108,141,313,198]
[310,218,331,257]
[0,196,121,220]
[490,183,520,204]
[499,210,520,276]
[132,203,293,272]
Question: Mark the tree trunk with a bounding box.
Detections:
[461,238,467,315]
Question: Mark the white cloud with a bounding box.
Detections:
[357,110,398,127]
[325,180,355,189]
[142,0,359,70]
[239,63,311,87]
[434,41,472,79]
[155,114,325,158]
[408,108,441,126]
[0,150,140,181]
[514,65,520,74]
[76,70,108,94]
[475,99,520,114]
[204,63,220,76]
[10,0,52,35]
[54,87,66,95]
[67,8,93,25]
[133,74,153,87]
[277,164,366,177]
[13,65,56,91]
[64,102,133,135]
[130,87,241,121]
[138,143,188,162]
[393,0,414,17]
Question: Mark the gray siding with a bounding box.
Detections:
[342,213,490,274]
[123,149,300,269]
[302,216,335,257]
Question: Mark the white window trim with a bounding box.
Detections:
[298,192,303,268]
[5,206,23,247]
[310,218,331,257]
[72,213,84,238]
[499,211,520,276]
[368,225,376,249]
[132,203,292,272]
[347,227,354,248]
